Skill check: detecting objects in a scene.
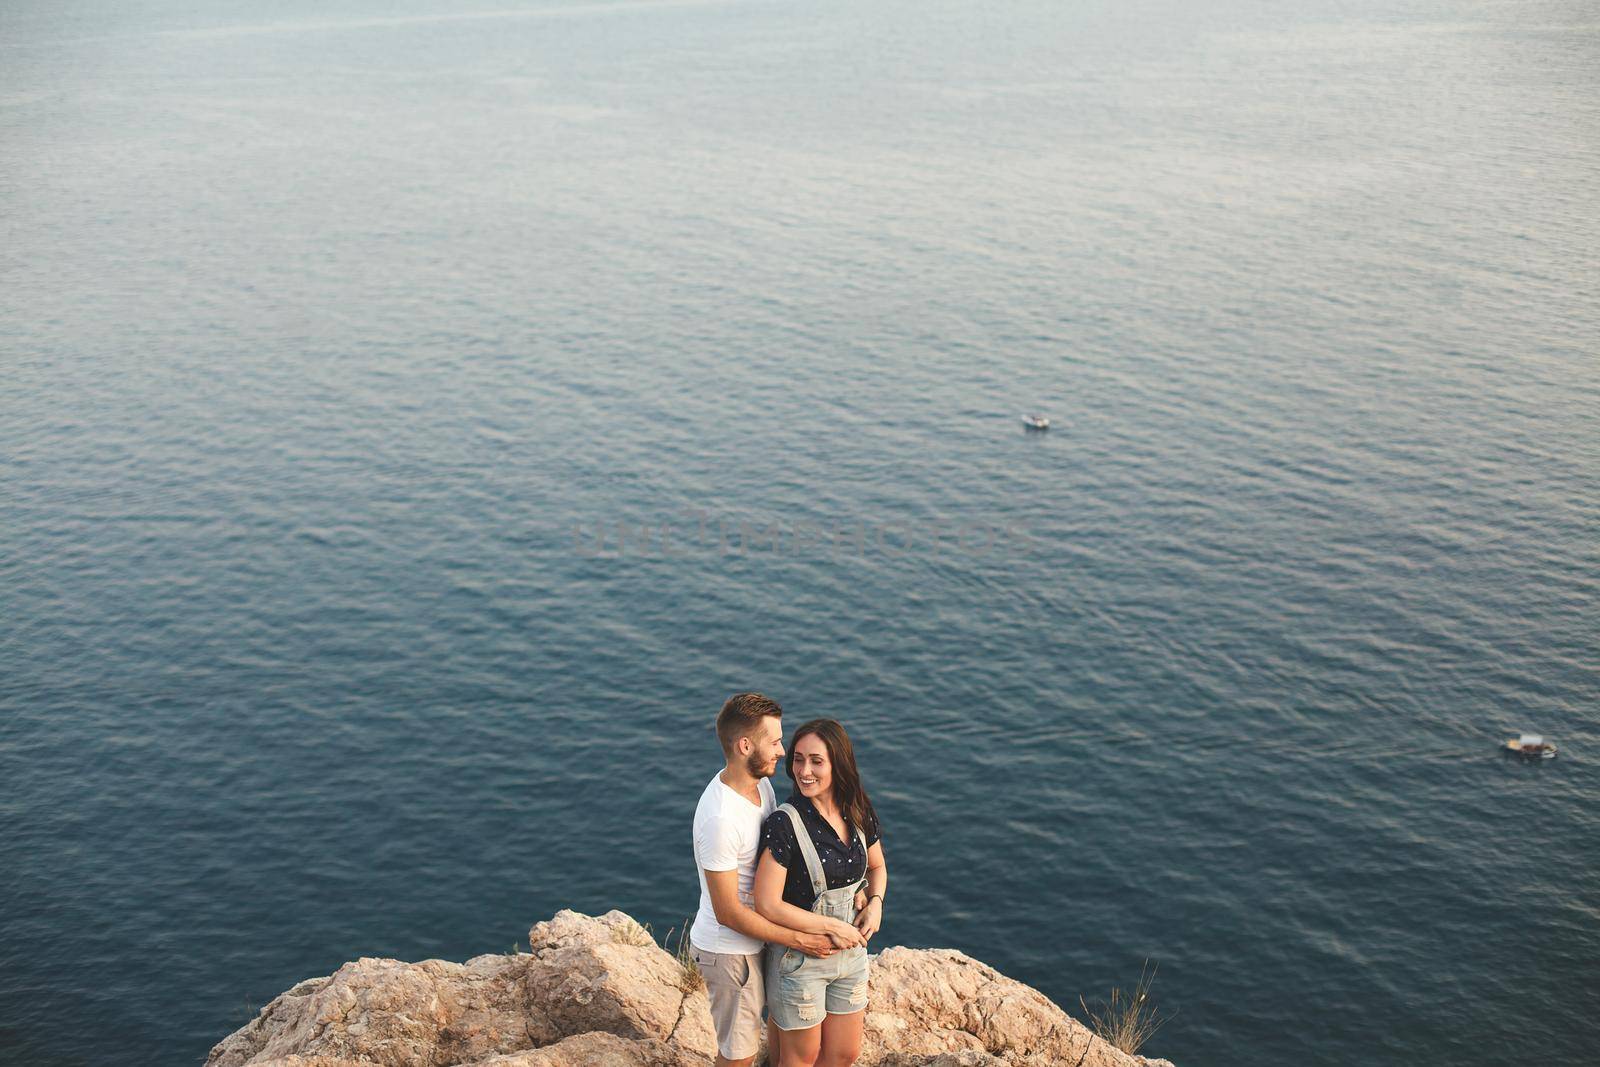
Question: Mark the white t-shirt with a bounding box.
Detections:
[690,769,777,955]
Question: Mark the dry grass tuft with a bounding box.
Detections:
[1078,960,1170,1055]
[609,918,656,948]
[607,915,703,993]
[664,919,705,994]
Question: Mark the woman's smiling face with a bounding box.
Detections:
[792,732,832,800]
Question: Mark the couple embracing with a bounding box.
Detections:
[690,693,889,1067]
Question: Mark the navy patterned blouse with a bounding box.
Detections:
[759,790,881,910]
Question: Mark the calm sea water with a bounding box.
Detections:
[2,1,1596,1064]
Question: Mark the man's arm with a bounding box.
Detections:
[751,851,866,948]
[703,869,835,957]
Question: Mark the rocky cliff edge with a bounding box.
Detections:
[206,909,1175,1067]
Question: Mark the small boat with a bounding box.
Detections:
[1505,733,1558,760]
[1022,414,1050,430]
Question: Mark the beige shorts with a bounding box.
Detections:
[690,944,766,1059]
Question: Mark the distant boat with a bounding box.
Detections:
[1504,733,1558,760]
[1022,414,1050,430]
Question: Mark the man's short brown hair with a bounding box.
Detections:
[716,692,782,755]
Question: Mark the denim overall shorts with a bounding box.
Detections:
[765,803,870,1030]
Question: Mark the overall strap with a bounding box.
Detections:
[851,826,868,889]
[779,804,827,898]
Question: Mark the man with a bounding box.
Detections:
[690,692,837,1067]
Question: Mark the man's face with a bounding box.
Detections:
[743,716,785,779]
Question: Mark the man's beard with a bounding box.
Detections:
[745,750,774,778]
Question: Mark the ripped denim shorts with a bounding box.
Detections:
[765,940,868,1030]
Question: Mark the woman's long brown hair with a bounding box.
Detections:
[787,718,878,842]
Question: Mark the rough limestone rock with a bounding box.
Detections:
[207,911,714,1067]
[861,948,1169,1067]
[471,1032,711,1066]
[208,910,1174,1067]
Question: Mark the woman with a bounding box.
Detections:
[754,719,887,1067]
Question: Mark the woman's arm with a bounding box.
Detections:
[854,840,887,940]
[703,868,833,956]
[754,851,866,945]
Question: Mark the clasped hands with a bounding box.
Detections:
[825,889,882,949]
[793,890,883,957]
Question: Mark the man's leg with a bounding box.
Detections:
[694,947,763,1067]
[766,1018,781,1066]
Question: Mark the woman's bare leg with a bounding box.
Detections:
[816,1010,864,1067]
[776,1023,822,1067]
